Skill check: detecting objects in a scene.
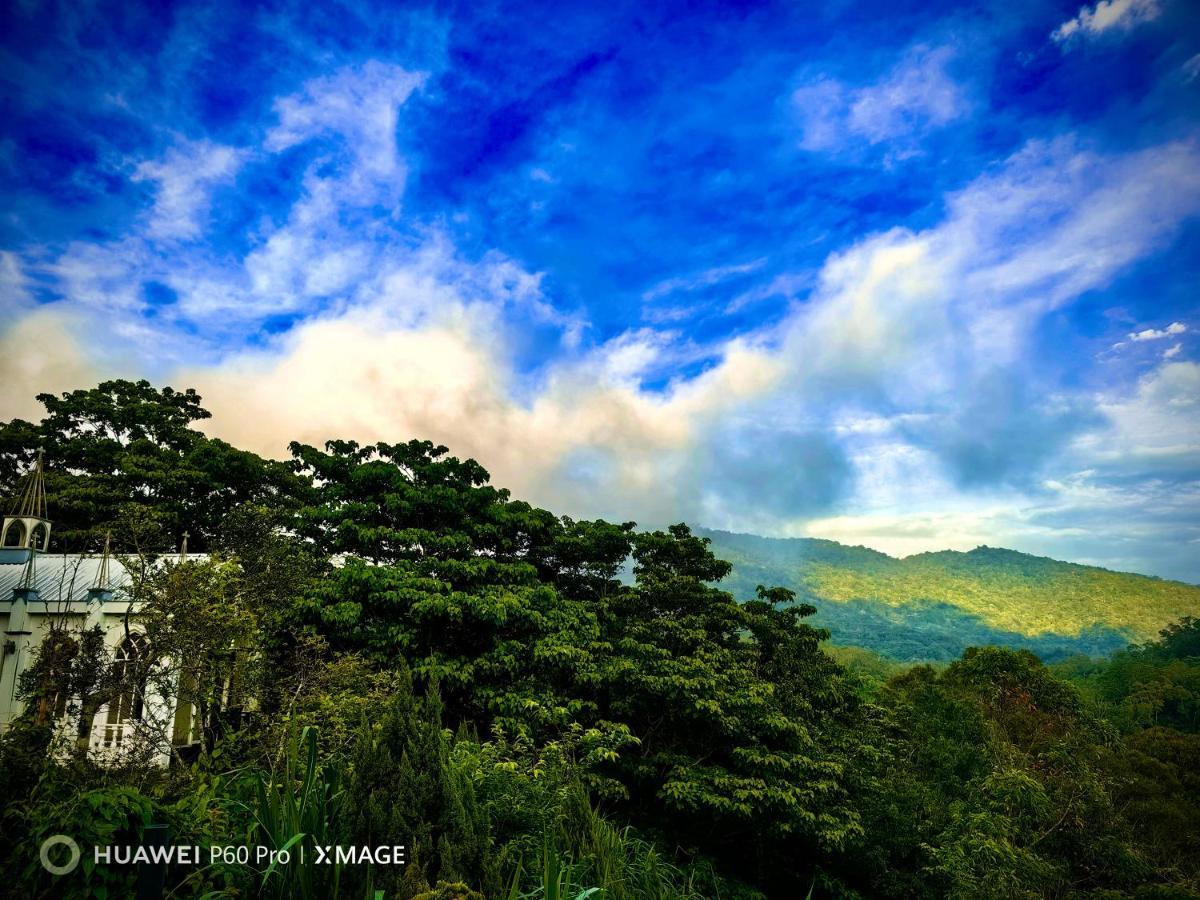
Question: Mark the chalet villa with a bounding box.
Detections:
[0,455,200,763]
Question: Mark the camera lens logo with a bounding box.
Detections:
[40,835,81,876]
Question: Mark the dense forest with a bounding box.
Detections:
[1,381,1199,899]
[700,529,1200,661]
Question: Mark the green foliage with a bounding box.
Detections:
[0,379,304,551]
[414,883,486,900]
[340,667,493,898]
[290,440,610,738]
[289,440,864,892]
[822,644,913,695]
[6,381,1200,898]
[599,533,864,892]
[0,778,156,900]
[132,555,260,755]
[1101,726,1200,885]
[1058,617,1200,733]
[701,528,1200,658]
[244,725,347,900]
[851,647,1170,897]
[525,785,709,900]
[471,745,715,900]
[0,714,56,804]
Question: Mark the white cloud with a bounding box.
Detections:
[642,259,766,302]
[1052,0,1161,44]
[48,239,150,315]
[802,472,1200,581]
[801,506,1019,559]
[178,296,783,526]
[793,46,967,153]
[216,64,434,318]
[22,63,435,335]
[131,139,244,240]
[239,174,369,309]
[1088,360,1200,476]
[0,310,103,420]
[725,272,812,314]
[774,138,1200,411]
[736,137,1200,575]
[791,79,847,152]
[1185,53,1200,83]
[13,132,1199,538]
[847,46,966,142]
[25,132,1200,448]
[1129,321,1187,341]
[1164,342,1183,359]
[144,134,1200,549]
[797,357,1200,578]
[266,61,425,196]
[0,251,33,313]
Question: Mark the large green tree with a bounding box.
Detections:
[596,529,863,893]
[287,439,618,733]
[0,380,304,551]
[288,440,864,895]
[856,648,1151,897]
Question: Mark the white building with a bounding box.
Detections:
[0,455,199,763]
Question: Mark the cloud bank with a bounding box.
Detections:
[1,0,1198,581]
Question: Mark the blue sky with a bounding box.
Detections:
[1,0,1199,580]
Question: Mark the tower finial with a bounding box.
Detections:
[11,448,47,519]
[178,530,190,562]
[95,531,112,591]
[2,451,51,552]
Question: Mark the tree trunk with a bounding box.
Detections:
[74,696,103,761]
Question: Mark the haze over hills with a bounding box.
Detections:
[697,528,1200,662]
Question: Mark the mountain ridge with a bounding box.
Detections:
[693,527,1200,661]
[699,527,1190,583]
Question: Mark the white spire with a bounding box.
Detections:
[2,450,52,553]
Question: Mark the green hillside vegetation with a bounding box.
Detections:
[816,547,1198,638]
[701,529,1200,659]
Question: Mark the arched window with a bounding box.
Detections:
[1,521,26,547]
[100,634,148,749]
[30,522,49,551]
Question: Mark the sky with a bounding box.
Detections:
[1,0,1198,581]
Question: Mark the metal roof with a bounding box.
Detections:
[0,553,207,605]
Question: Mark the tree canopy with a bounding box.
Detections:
[0,380,304,551]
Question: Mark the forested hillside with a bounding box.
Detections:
[2,382,1199,898]
[701,528,1200,661]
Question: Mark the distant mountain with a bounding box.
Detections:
[695,528,1200,662]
